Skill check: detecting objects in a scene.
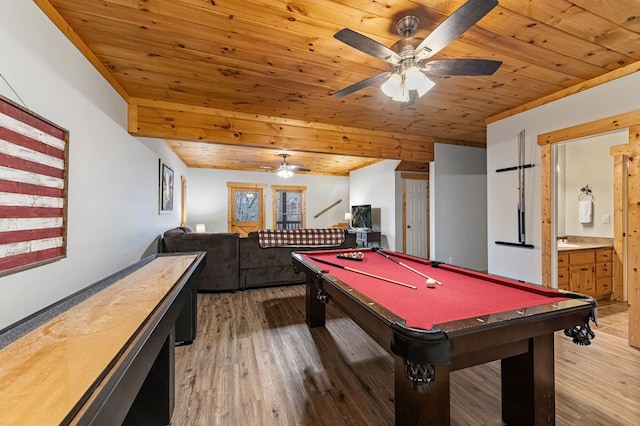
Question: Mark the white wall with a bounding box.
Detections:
[350,160,399,250]
[186,168,350,232]
[0,1,184,329]
[488,72,640,284]
[560,131,625,238]
[431,144,487,270]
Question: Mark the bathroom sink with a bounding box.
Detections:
[557,242,582,248]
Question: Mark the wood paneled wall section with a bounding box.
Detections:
[538,111,640,348]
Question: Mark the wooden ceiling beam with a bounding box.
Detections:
[129,99,450,162]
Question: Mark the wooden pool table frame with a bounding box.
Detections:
[292,250,596,426]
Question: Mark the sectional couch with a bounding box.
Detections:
[162,227,356,292]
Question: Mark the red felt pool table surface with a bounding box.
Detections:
[302,248,570,330]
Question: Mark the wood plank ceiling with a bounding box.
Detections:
[36,0,640,176]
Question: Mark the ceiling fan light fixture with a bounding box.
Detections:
[381,73,403,97]
[416,75,435,97]
[404,66,425,90]
[392,84,410,102]
[277,167,294,178]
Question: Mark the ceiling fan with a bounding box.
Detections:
[275,153,310,178]
[331,0,502,107]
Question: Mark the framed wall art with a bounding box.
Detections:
[0,94,69,277]
[159,159,174,214]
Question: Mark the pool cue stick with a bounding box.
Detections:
[307,256,417,290]
[517,129,526,244]
[373,248,442,285]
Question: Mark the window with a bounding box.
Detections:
[272,185,306,229]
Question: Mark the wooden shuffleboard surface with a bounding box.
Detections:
[0,254,198,425]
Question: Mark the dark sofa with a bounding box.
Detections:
[238,231,356,289]
[162,227,239,292]
[162,227,356,292]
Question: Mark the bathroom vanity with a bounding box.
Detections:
[558,239,613,299]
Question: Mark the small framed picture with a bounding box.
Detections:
[159,159,174,214]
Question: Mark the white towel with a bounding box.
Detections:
[578,200,593,223]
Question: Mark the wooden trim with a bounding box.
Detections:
[612,153,626,302]
[540,144,552,288]
[271,185,307,191]
[180,175,187,227]
[400,172,429,180]
[538,111,640,146]
[610,144,630,157]
[226,182,267,189]
[127,104,138,134]
[486,62,640,125]
[628,126,640,347]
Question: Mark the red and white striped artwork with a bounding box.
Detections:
[0,95,68,276]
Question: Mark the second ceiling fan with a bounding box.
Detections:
[332,0,502,107]
[276,153,310,178]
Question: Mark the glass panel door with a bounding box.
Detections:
[227,183,265,236]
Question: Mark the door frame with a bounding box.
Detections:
[538,110,640,346]
[401,172,429,256]
[227,182,266,236]
[271,185,307,229]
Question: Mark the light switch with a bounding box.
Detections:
[602,214,610,224]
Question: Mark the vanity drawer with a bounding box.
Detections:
[557,253,569,267]
[569,251,595,265]
[596,278,612,295]
[596,249,612,263]
[558,266,569,290]
[596,261,611,278]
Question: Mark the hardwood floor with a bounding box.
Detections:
[173,286,640,425]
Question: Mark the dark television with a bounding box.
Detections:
[351,204,372,230]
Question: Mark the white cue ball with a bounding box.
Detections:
[426,278,437,288]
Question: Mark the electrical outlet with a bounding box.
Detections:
[602,214,610,224]
[448,256,454,264]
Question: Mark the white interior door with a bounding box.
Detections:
[405,178,428,258]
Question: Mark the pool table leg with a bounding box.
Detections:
[501,334,555,426]
[394,357,451,425]
[305,283,326,328]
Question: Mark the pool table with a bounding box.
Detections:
[291,248,596,426]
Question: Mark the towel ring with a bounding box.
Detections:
[579,193,595,201]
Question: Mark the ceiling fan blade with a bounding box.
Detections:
[331,71,391,98]
[334,29,401,65]
[400,91,417,109]
[422,59,502,76]
[415,0,498,61]
[290,165,311,172]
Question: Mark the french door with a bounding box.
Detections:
[227,182,266,237]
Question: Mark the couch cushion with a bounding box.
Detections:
[164,226,193,234]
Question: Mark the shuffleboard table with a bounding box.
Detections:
[0,252,205,425]
[292,248,596,426]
